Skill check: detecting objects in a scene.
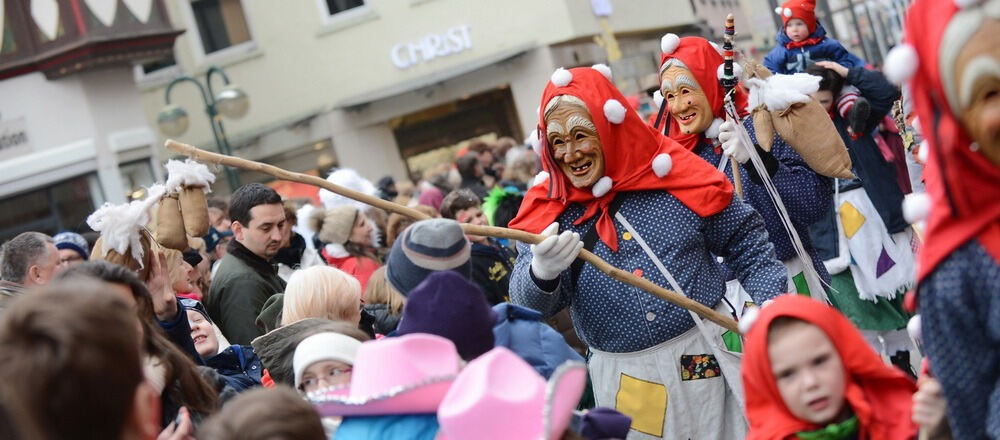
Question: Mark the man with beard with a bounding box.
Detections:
[206,183,287,345]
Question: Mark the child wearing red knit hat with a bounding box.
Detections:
[764,0,871,137]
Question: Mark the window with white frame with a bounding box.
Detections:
[324,0,365,16]
[190,0,252,55]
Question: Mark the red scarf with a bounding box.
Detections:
[785,36,825,49]
[659,37,750,151]
[507,68,733,252]
[903,0,1000,282]
[742,295,917,440]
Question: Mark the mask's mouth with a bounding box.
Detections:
[677,112,697,123]
[569,161,593,175]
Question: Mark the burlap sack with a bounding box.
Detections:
[751,105,775,152]
[156,194,188,251]
[771,101,854,179]
[179,186,209,237]
[92,229,153,280]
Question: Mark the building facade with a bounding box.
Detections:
[0,0,179,240]
[136,0,753,193]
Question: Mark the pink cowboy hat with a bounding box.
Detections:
[309,333,461,416]
[436,347,587,440]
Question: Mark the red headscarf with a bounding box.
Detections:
[507,67,733,252]
[742,295,917,440]
[899,0,1000,281]
[658,36,749,152]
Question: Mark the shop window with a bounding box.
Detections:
[324,0,365,15]
[140,55,177,75]
[0,174,104,241]
[119,159,156,200]
[190,0,252,55]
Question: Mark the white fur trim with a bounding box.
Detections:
[660,33,680,55]
[902,193,931,223]
[591,176,613,198]
[918,140,930,162]
[911,117,921,137]
[603,99,626,124]
[774,6,783,14]
[319,168,376,211]
[591,63,613,81]
[739,306,760,335]
[884,44,919,85]
[705,118,725,139]
[323,243,350,259]
[652,154,673,177]
[532,171,550,187]
[86,183,166,267]
[907,315,922,343]
[653,90,664,109]
[551,68,573,87]
[783,7,793,17]
[716,62,744,81]
[753,72,820,111]
[164,159,216,193]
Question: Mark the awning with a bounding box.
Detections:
[336,42,537,108]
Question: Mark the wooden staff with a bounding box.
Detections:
[721,13,744,199]
[166,139,740,332]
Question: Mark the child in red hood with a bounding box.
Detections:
[742,295,917,439]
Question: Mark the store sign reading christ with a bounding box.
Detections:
[391,25,472,70]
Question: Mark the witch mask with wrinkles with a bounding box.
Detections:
[660,60,715,135]
[544,95,606,189]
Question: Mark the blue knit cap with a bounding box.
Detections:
[53,231,89,260]
[385,218,471,295]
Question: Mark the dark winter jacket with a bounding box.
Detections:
[206,240,286,345]
[250,318,352,386]
[364,303,402,335]
[204,344,263,392]
[470,239,516,305]
[764,24,865,74]
[809,67,906,264]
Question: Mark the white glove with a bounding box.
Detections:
[718,120,750,164]
[530,222,583,281]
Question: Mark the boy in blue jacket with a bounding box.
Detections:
[764,0,870,137]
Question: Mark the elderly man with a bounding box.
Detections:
[509,67,785,439]
[0,232,60,306]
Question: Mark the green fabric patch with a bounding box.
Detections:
[722,330,743,353]
[796,415,859,440]
[792,271,811,296]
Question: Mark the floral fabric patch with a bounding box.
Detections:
[679,354,721,381]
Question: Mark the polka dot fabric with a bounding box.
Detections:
[694,116,833,283]
[509,190,787,353]
[918,241,1000,439]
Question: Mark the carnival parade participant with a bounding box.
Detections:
[508,66,786,438]
[805,61,917,374]
[659,34,832,297]
[887,0,1000,437]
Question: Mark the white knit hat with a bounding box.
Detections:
[293,332,362,389]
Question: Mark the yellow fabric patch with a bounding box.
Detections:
[615,373,667,437]
[839,201,866,239]
[623,231,633,241]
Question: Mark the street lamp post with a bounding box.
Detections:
[157,66,249,192]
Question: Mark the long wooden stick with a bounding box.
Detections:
[166,140,739,332]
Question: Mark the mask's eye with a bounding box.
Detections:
[665,92,675,100]
[681,89,690,95]
[549,137,564,146]
[575,132,588,141]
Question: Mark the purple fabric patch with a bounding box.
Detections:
[876,247,896,278]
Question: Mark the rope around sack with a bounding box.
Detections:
[165,139,739,332]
